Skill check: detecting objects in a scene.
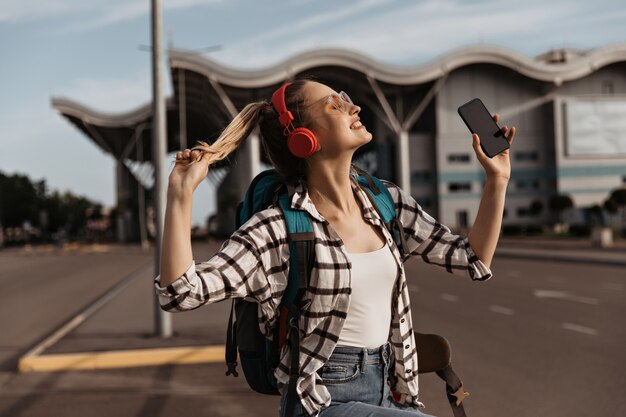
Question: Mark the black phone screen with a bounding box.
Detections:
[457,98,510,158]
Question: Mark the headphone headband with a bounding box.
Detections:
[271,83,295,128]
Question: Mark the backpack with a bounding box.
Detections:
[224,166,470,417]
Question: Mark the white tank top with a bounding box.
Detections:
[338,243,398,348]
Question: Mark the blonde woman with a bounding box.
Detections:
[155,79,515,417]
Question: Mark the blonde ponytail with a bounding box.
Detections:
[190,101,267,166]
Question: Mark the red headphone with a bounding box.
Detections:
[271,83,318,158]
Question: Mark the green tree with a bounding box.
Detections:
[0,171,39,227]
[548,193,574,225]
[0,170,104,242]
[588,204,605,227]
[608,188,626,228]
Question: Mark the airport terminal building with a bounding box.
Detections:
[52,44,626,241]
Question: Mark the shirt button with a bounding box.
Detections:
[405,344,410,349]
[400,318,406,323]
[406,369,412,374]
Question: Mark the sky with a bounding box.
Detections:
[1,0,625,226]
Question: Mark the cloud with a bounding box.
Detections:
[0,0,225,28]
[0,102,117,206]
[53,74,156,113]
[213,0,623,68]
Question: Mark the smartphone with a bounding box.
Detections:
[457,98,510,158]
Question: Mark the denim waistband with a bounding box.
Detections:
[327,341,391,366]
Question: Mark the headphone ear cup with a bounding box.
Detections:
[287,127,318,158]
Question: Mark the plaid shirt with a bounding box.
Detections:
[154,166,493,416]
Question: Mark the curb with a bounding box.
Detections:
[495,249,626,267]
[17,262,151,373]
[18,345,225,372]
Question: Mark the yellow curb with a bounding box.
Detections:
[18,345,226,372]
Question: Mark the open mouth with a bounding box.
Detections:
[350,120,363,129]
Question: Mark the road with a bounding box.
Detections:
[0,243,624,417]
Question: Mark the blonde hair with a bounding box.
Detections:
[189,101,262,163]
[190,79,312,182]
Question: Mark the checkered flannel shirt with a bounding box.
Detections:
[154,166,493,416]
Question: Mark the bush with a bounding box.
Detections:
[568,224,591,237]
[502,224,543,236]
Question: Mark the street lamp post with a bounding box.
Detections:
[151,0,172,338]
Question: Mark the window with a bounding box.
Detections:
[411,170,432,183]
[456,210,468,228]
[602,80,614,95]
[448,182,471,192]
[516,180,541,190]
[515,151,539,162]
[417,197,431,208]
[448,154,470,163]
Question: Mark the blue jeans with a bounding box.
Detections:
[278,342,437,417]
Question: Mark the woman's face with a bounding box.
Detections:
[300,81,372,156]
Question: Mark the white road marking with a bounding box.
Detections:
[533,289,599,305]
[440,293,458,302]
[601,283,623,291]
[489,305,515,315]
[561,323,598,336]
[507,270,522,278]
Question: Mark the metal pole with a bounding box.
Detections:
[151,0,172,338]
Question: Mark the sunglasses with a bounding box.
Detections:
[305,91,354,114]
[324,91,354,113]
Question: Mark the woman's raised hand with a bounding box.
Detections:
[168,148,211,197]
[471,113,515,181]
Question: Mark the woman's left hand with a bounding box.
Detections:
[471,113,515,181]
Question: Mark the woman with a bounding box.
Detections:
[155,79,515,417]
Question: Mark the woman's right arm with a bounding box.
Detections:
[159,148,208,287]
[155,148,287,312]
[159,186,193,287]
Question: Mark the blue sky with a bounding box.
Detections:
[1,0,625,226]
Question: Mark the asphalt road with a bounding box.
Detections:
[0,243,624,417]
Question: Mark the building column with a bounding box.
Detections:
[241,131,261,192]
[397,130,411,194]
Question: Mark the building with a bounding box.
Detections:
[52,44,626,241]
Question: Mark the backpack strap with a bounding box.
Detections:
[436,365,470,417]
[351,166,410,258]
[276,192,315,417]
[225,301,239,377]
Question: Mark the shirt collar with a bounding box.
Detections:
[286,165,380,224]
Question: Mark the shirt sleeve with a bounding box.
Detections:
[382,180,493,281]
[153,225,270,312]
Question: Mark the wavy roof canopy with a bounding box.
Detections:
[169,43,626,87]
[53,43,626,165]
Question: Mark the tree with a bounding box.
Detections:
[0,170,105,243]
[0,171,39,227]
[548,193,574,225]
[588,204,605,227]
[608,188,626,229]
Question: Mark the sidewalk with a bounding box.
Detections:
[496,236,626,266]
[16,236,626,374]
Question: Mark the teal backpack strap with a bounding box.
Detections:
[351,166,410,257]
[277,193,314,306]
[277,191,315,417]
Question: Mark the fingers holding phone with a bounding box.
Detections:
[459,99,515,180]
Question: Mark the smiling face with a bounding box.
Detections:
[299,81,373,156]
